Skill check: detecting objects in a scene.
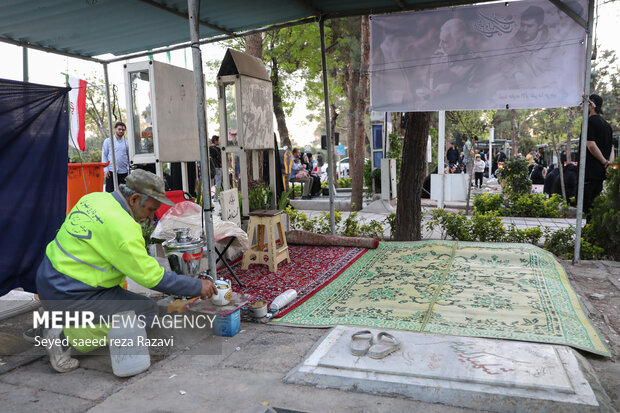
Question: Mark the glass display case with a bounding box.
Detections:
[129,70,154,157]
[222,82,238,147]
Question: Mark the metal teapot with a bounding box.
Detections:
[211,279,232,306]
[162,228,204,278]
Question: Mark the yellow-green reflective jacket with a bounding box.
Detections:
[46,192,163,289]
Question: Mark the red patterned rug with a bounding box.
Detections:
[216,245,367,318]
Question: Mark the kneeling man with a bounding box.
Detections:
[36,169,216,372]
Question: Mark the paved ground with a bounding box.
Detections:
[1,257,617,413]
[1,188,617,413]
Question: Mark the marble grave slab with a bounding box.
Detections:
[284,326,598,413]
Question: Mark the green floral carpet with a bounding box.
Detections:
[273,241,609,356]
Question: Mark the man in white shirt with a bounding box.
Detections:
[102,122,130,192]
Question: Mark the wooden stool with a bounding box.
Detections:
[241,210,290,272]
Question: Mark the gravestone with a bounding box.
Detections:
[221,188,240,227]
[285,326,599,413]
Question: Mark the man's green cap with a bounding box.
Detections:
[125,169,174,206]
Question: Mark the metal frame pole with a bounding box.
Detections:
[319,17,335,235]
[103,63,119,191]
[22,47,28,82]
[438,111,445,209]
[188,0,217,279]
[573,0,595,265]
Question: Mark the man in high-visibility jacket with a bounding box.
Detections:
[36,169,217,373]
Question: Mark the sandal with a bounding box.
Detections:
[368,332,400,359]
[350,330,373,356]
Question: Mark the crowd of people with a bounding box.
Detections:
[289,148,322,199]
[443,139,502,188]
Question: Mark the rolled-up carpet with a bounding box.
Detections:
[285,230,379,249]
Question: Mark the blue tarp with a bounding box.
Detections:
[0,79,69,296]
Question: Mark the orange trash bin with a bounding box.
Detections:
[66,162,108,214]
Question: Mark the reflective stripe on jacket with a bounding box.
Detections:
[46,192,164,289]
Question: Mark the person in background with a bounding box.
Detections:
[537,147,547,167]
[584,94,614,217]
[446,142,459,166]
[290,148,312,199]
[305,153,322,196]
[473,154,485,188]
[102,122,130,192]
[209,135,223,193]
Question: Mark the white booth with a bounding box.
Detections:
[217,49,276,218]
[123,60,200,191]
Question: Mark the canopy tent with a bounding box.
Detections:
[1,0,505,60]
[0,0,595,286]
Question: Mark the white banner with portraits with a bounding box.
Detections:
[370,0,588,111]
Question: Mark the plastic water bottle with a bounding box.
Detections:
[108,311,151,377]
[269,289,297,312]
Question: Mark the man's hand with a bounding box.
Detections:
[200,279,217,299]
[104,171,110,179]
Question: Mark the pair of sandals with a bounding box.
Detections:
[350,330,400,359]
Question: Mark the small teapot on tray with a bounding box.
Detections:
[211,279,232,306]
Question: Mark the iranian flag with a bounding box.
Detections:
[68,76,87,151]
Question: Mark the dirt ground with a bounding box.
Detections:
[562,259,620,410]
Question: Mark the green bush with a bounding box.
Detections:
[277,188,293,210]
[387,132,403,182]
[498,158,531,201]
[470,211,505,242]
[248,180,272,211]
[543,226,574,258]
[574,238,605,260]
[505,225,543,245]
[427,209,544,246]
[359,220,385,240]
[337,177,352,188]
[508,193,566,218]
[384,213,396,237]
[473,193,504,214]
[317,211,342,234]
[583,159,620,260]
[342,211,361,237]
[542,225,604,260]
[284,207,384,240]
[425,209,474,241]
[364,159,381,194]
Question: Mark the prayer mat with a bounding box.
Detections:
[217,245,367,318]
[272,241,610,356]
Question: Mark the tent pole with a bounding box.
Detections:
[438,111,445,209]
[103,63,119,191]
[573,0,595,265]
[22,47,28,82]
[319,17,335,235]
[187,0,217,279]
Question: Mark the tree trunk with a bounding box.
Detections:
[510,109,520,157]
[350,16,370,211]
[344,63,358,182]
[245,33,264,179]
[271,57,291,149]
[395,112,431,241]
[245,33,263,59]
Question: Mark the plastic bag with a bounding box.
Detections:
[152,201,248,259]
